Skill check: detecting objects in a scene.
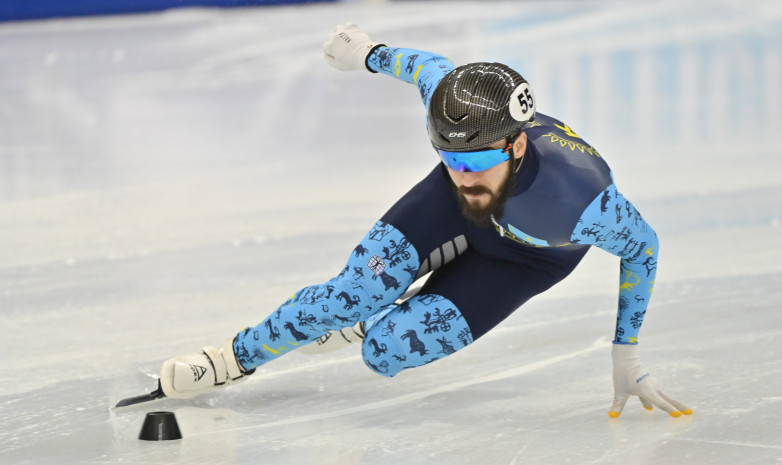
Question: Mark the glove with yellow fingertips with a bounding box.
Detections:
[609,343,693,418]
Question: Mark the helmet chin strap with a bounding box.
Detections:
[513,151,525,174]
[505,131,525,174]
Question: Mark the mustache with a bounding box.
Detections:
[459,185,493,197]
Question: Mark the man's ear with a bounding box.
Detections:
[513,132,528,159]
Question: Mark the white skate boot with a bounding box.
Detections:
[160,338,252,399]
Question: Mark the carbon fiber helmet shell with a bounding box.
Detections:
[427,62,536,152]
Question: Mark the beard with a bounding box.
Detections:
[456,167,517,228]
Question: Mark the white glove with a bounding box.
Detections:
[160,338,250,399]
[323,22,380,71]
[609,344,692,418]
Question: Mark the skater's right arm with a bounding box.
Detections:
[323,22,454,108]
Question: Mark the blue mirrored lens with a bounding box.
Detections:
[438,148,509,172]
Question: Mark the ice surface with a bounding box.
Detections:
[1,1,782,464]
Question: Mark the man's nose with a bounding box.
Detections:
[461,171,482,186]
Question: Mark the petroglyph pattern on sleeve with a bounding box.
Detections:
[367,47,454,108]
[571,184,659,344]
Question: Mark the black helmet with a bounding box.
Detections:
[427,62,536,152]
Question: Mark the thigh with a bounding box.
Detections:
[381,165,470,280]
[420,248,582,339]
[361,292,473,377]
[360,248,583,377]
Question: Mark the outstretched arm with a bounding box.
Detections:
[572,184,657,344]
[323,22,454,108]
[365,47,453,108]
[572,183,691,418]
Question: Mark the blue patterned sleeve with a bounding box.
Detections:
[367,46,455,108]
[570,183,659,344]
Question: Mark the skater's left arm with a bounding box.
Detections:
[571,183,657,345]
[571,183,692,418]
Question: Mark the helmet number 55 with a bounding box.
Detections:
[509,83,536,122]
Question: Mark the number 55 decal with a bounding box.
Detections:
[509,82,536,122]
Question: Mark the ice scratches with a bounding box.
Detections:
[508,445,529,465]
[667,437,782,451]
[188,338,610,438]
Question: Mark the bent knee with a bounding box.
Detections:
[361,336,403,377]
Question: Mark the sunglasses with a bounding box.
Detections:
[437,143,513,173]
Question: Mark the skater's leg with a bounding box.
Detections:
[361,293,473,376]
[159,167,469,398]
[362,249,583,377]
[235,165,470,369]
[160,220,420,399]
[233,220,420,371]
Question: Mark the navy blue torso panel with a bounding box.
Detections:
[494,113,613,248]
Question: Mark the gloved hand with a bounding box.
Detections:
[609,343,692,418]
[323,22,381,72]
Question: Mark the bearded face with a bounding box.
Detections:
[454,161,516,228]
